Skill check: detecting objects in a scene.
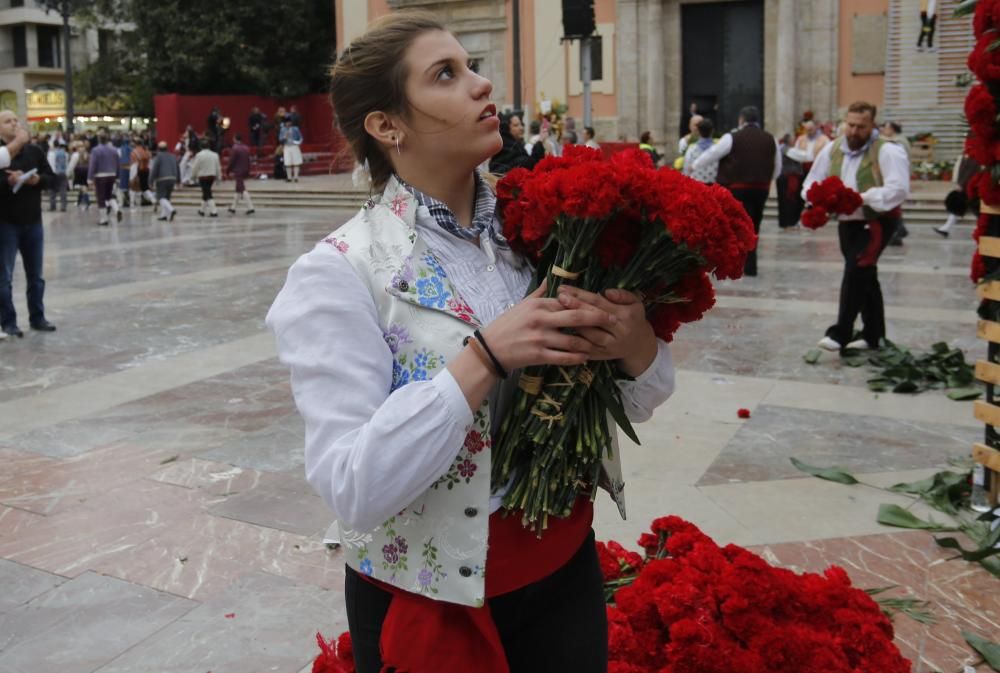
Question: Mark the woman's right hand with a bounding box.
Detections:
[479,281,617,371]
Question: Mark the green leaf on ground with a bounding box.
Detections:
[877,504,955,531]
[946,388,983,401]
[803,349,822,365]
[789,457,859,485]
[962,631,1000,669]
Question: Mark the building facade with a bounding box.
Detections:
[0,0,129,128]
[337,0,971,158]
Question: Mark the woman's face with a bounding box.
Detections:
[398,30,501,168]
[509,115,524,141]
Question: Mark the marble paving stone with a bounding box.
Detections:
[669,305,978,388]
[86,504,342,600]
[698,404,974,486]
[92,570,346,673]
[717,264,979,311]
[207,476,331,537]
[4,416,139,458]
[0,559,66,614]
[0,442,177,515]
[148,457,267,497]
[0,571,195,673]
[0,506,43,540]
[0,480,204,578]
[199,415,306,472]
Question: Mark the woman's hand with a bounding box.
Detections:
[556,286,658,377]
[480,281,618,371]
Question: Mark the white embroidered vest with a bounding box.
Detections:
[329,177,626,607]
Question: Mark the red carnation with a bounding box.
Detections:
[801,206,830,230]
[312,632,355,673]
[974,0,1000,37]
[965,84,998,144]
[738,408,751,419]
[969,33,1000,82]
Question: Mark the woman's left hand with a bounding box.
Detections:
[556,286,658,377]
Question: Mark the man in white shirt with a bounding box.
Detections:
[692,105,783,276]
[801,101,910,352]
[0,123,29,170]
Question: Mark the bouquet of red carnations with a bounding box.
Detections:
[492,146,756,532]
[801,176,864,229]
[601,516,912,673]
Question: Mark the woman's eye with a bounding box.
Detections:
[437,65,454,81]
[468,60,480,74]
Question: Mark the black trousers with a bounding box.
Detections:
[199,176,215,201]
[345,529,608,673]
[728,187,769,276]
[826,218,899,347]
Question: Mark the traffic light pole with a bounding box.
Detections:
[581,36,592,128]
[60,0,74,133]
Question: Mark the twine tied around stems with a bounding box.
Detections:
[550,265,581,280]
[518,374,543,394]
[530,391,565,426]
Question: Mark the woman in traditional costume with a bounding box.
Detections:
[267,12,676,672]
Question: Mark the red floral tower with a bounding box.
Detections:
[964,0,1000,508]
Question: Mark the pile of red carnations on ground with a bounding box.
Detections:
[599,516,911,673]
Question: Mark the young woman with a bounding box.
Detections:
[267,12,675,673]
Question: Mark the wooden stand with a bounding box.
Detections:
[974,235,1000,507]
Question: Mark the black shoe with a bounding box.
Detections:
[157,216,168,221]
[169,210,177,221]
[934,227,949,238]
[3,325,24,338]
[228,208,236,214]
[116,209,123,223]
[198,209,206,217]
[246,209,255,215]
[209,212,218,218]
[887,238,903,246]
[30,320,56,332]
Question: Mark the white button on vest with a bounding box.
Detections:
[486,264,496,272]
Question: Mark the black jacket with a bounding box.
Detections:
[0,143,55,225]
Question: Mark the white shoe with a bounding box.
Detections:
[0,330,7,340]
[845,339,871,350]
[818,336,842,351]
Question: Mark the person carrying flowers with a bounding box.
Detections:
[265,12,677,673]
[801,101,910,352]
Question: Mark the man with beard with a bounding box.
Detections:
[0,110,57,337]
[802,101,910,353]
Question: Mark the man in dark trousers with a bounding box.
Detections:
[0,109,56,337]
[691,105,782,276]
[226,134,254,215]
[802,101,910,352]
[248,106,264,151]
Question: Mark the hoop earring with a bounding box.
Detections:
[394,135,401,155]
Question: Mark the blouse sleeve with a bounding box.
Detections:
[266,244,475,532]
[616,339,676,423]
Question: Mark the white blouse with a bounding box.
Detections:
[266,204,677,533]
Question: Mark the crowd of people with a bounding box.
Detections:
[0,105,293,340]
[488,112,599,175]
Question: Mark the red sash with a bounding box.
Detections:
[363,497,595,673]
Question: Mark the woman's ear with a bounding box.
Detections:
[364,111,403,152]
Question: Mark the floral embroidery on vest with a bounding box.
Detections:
[419,538,448,595]
[321,235,349,253]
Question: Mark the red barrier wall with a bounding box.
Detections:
[154,93,340,149]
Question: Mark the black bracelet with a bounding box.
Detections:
[472,329,508,379]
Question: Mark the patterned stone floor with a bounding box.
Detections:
[0,183,995,672]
